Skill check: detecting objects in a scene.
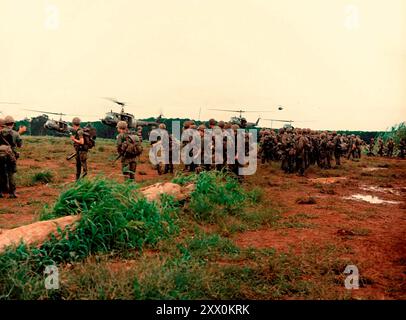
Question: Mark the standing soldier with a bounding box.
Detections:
[386,138,394,157]
[367,138,375,156]
[377,138,384,157]
[399,138,406,159]
[116,121,143,181]
[332,132,342,166]
[0,116,26,198]
[70,117,88,181]
[0,118,7,197]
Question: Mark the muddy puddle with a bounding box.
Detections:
[362,167,388,172]
[344,194,400,205]
[360,185,400,196]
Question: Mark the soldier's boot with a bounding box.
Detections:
[9,193,17,199]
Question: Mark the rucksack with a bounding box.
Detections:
[0,134,16,163]
[76,127,96,151]
[122,134,143,157]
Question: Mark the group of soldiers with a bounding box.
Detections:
[1,114,405,198]
[258,128,406,176]
[151,119,253,178]
[367,137,406,158]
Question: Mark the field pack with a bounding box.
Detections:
[0,145,16,163]
[123,134,143,157]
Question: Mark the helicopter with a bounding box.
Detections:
[262,118,315,129]
[209,107,283,128]
[101,98,162,130]
[23,109,91,134]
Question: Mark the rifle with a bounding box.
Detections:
[66,152,77,161]
[112,153,123,165]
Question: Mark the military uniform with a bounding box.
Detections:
[399,138,406,159]
[387,139,394,157]
[0,126,22,197]
[117,132,141,180]
[73,128,88,180]
[377,138,384,157]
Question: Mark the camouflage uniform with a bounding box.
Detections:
[377,138,384,156]
[0,122,23,197]
[399,138,405,159]
[117,131,141,181]
[367,138,375,156]
[387,139,394,157]
[332,132,342,166]
[73,127,88,180]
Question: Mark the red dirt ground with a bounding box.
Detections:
[0,154,405,299]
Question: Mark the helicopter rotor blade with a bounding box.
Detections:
[262,118,294,123]
[0,102,21,105]
[22,108,68,116]
[103,97,126,106]
[209,108,276,113]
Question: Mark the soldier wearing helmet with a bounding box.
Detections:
[0,115,26,198]
[116,120,142,181]
[70,117,88,181]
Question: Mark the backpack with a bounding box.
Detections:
[122,134,143,157]
[0,134,16,163]
[83,127,96,150]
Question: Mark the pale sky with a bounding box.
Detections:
[0,0,405,130]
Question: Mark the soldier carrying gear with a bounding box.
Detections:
[386,138,395,157]
[399,138,406,159]
[116,120,143,181]
[0,115,26,198]
[70,117,89,181]
[377,138,384,157]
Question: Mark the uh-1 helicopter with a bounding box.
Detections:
[209,106,283,129]
[23,108,95,134]
[262,118,315,129]
[101,98,162,130]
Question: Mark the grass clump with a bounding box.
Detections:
[31,170,54,184]
[188,171,247,222]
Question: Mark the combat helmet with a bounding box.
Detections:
[117,121,128,130]
[72,117,81,126]
[4,115,15,125]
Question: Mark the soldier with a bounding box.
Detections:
[295,128,309,176]
[0,116,26,198]
[160,123,175,174]
[377,137,384,157]
[0,118,7,197]
[347,134,357,160]
[332,132,342,166]
[399,138,406,159]
[367,138,375,156]
[259,130,273,164]
[116,121,143,181]
[70,117,89,181]
[318,132,328,168]
[387,138,394,157]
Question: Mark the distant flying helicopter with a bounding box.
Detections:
[101,98,162,130]
[209,107,283,128]
[262,118,315,129]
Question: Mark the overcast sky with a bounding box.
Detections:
[0,0,405,130]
